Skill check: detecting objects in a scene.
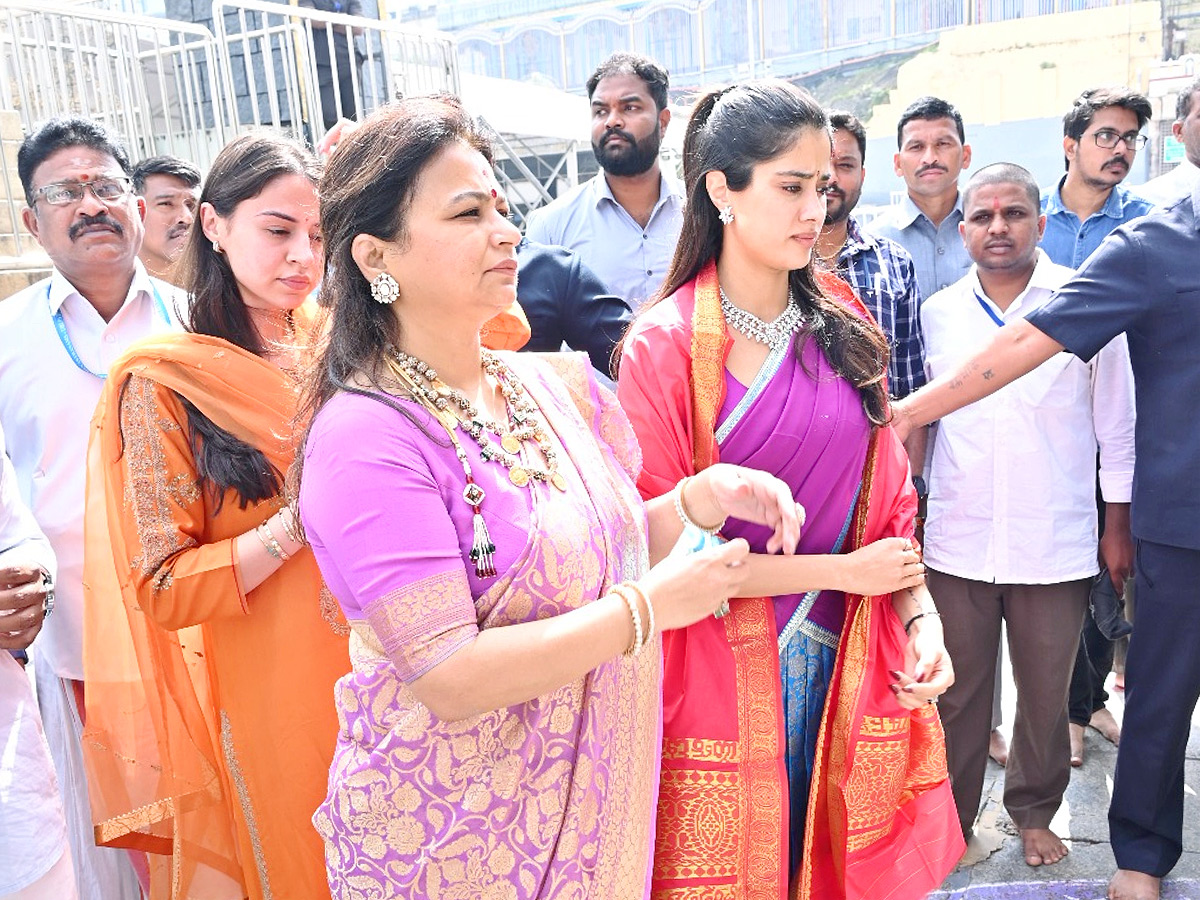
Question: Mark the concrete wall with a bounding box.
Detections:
[859,1,1161,208]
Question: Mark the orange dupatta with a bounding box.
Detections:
[83,323,348,900]
[618,261,962,900]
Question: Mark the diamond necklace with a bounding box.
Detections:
[719,287,806,350]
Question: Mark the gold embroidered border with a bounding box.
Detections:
[656,887,736,900]
[725,598,785,898]
[859,715,910,738]
[690,261,727,471]
[661,737,740,763]
[120,375,197,582]
[220,710,273,900]
[654,769,740,881]
[364,568,476,680]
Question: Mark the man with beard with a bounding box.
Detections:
[132,155,199,285]
[867,96,974,301]
[918,163,1134,871]
[1039,87,1151,772]
[1040,87,1153,268]
[816,111,925,401]
[525,52,683,312]
[0,117,182,900]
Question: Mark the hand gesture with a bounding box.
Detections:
[891,618,954,710]
[0,564,50,651]
[689,464,804,555]
[639,538,751,631]
[840,537,925,596]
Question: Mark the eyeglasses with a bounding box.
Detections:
[32,177,133,206]
[1091,129,1147,151]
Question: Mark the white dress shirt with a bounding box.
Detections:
[0,418,67,894]
[524,169,684,312]
[1133,157,1199,208]
[921,252,1135,584]
[0,263,182,680]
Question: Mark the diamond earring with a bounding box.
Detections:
[371,271,400,304]
[718,204,734,225]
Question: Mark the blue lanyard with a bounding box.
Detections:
[973,290,1006,328]
[48,281,172,379]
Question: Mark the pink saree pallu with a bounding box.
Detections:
[309,354,662,900]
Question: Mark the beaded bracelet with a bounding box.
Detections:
[674,476,726,536]
[614,585,644,657]
[903,610,941,635]
[256,521,290,562]
[619,582,656,649]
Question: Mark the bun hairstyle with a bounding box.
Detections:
[652,79,891,426]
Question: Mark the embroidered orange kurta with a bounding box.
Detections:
[83,331,349,900]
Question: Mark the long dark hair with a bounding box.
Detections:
[292,96,495,493]
[653,79,890,425]
[175,134,320,511]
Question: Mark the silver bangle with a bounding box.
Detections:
[39,568,54,619]
[256,521,289,562]
[674,476,725,536]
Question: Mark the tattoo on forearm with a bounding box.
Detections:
[982,369,994,380]
[948,360,981,391]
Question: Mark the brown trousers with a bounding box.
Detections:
[927,569,1089,837]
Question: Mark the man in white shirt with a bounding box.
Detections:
[1,116,183,900]
[524,52,684,312]
[0,419,76,900]
[1135,77,1200,207]
[920,163,1134,869]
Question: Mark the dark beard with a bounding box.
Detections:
[593,127,662,177]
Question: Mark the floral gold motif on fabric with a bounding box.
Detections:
[120,375,198,584]
[654,769,740,881]
[690,261,727,472]
[320,365,659,899]
[364,568,476,682]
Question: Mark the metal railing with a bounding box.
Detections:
[211,0,459,144]
[0,1,228,167]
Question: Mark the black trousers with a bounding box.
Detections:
[1109,539,1200,876]
[312,30,358,129]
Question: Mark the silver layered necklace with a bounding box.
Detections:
[719,286,806,351]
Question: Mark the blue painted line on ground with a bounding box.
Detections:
[929,879,1200,899]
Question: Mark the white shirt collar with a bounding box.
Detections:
[968,250,1059,318]
[47,259,157,316]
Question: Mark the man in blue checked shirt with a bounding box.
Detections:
[817,111,926,402]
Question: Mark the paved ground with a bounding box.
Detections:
[929,670,1200,900]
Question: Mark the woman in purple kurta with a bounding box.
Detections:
[296,96,807,900]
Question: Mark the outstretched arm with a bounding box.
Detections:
[892,318,1063,440]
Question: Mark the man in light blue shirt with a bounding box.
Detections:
[1040,86,1154,269]
[867,96,974,302]
[524,52,684,312]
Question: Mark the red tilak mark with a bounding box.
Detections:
[491,188,497,198]
[992,196,1001,212]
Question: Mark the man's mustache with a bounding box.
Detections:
[166,223,190,241]
[69,214,124,240]
[917,163,949,176]
[1103,157,1129,172]
[599,127,637,148]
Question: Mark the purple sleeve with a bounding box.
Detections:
[300,394,478,682]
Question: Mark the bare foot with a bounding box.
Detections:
[1070,722,1085,767]
[988,728,1008,767]
[1108,869,1161,900]
[1090,707,1122,745]
[1021,827,1068,866]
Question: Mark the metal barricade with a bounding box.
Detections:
[0,1,229,167]
[211,0,459,144]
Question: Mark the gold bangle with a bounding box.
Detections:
[621,582,655,648]
[256,521,289,562]
[612,584,643,657]
[674,476,726,535]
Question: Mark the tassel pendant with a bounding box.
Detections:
[464,480,496,578]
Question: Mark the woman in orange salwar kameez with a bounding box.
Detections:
[617,81,964,900]
[82,135,348,900]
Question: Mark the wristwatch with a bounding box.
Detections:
[912,475,929,520]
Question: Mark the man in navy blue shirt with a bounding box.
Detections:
[515,238,632,379]
[893,186,1200,900]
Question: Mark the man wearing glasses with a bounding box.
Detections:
[1040,87,1154,268]
[0,117,181,900]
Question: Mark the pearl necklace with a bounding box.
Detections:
[719,287,806,351]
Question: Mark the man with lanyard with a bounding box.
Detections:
[0,117,181,899]
[918,163,1134,871]
[1040,86,1152,768]
[524,52,684,312]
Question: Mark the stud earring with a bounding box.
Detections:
[211,239,221,253]
[718,204,734,225]
[371,271,400,304]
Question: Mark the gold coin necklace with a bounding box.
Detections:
[387,349,567,577]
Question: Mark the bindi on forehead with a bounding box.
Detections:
[992,196,1001,211]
